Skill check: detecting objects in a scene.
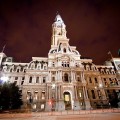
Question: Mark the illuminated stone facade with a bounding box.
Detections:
[0,14,120,111]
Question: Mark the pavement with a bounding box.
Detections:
[0,109,120,120]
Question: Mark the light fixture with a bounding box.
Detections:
[99,83,102,88]
[1,76,9,82]
[52,84,56,89]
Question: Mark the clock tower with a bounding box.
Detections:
[51,14,67,47]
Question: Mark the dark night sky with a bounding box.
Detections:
[0,0,120,64]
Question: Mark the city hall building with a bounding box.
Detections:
[0,14,120,111]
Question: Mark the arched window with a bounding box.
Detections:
[29,77,32,83]
[64,73,69,82]
[63,48,66,53]
[17,69,19,72]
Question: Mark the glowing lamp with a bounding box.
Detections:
[1,76,9,82]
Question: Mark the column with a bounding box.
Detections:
[84,86,89,99]
[83,87,86,99]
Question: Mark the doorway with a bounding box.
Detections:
[63,92,72,110]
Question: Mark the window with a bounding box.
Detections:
[63,48,66,53]
[62,62,64,67]
[33,104,36,109]
[38,65,41,69]
[79,90,82,98]
[41,91,45,99]
[52,62,55,67]
[89,77,92,83]
[91,90,95,99]
[36,77,39,83]
[10,69,12,72]
[115,78,118,85]
[15,77,18,80]
[109,78,113,85]
[64,73,69,82]
[34,91,38,100]
[77,77,81,82]
[23,69,26,73]
[67,62,69,67]
[31,65,34,69]
[95,78,98,83]
[22,77,25,80]
[17,69,19,72]
[41,104,45,109]
[27,91,32,103]
[29,77,32,83]
[52,77,55,82]
[21,81,24,85]
[43,77,46,83]
[44,66,47,70]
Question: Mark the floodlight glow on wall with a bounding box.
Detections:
[1,76,9,82]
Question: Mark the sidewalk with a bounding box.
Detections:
[0,108,120,119]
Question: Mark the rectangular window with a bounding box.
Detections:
[43,77,46,83]
[77,77,80,82]
[21,81,24,85]
[44,66,47,70]
[95,78,98,83]
[52,77,55,82]
[15,77,18,80]
[41,91,45,99]
[34,91,38,100]
[79,90,82,98]
[22,77,25,80]
[36,77,39,83]
[29,77,32,83]
[41,104,45,109]
[91,90,95,99]
[89,77,92,83]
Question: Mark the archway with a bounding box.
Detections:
[63,92,72,110]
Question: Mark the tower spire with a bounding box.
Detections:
[51,14,67,46]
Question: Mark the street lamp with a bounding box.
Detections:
[0,76,9,84]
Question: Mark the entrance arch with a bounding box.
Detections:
[63,91,72,110]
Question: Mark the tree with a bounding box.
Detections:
[0,83,10,110]
[0,82,23,110]
[9,82,23,109]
